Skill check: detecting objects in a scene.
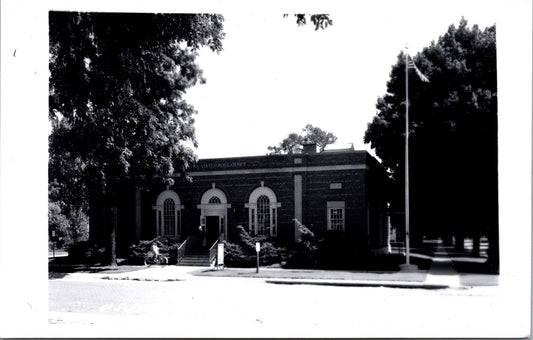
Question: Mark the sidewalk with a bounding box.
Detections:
[424,239,462,288]
[50,263,458,289]
[55,265,447,289]
[49,241,498,288]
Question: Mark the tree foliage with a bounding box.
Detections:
[49,12,224,191]
[224,225,286,267]
[268,124,338,154]
[48,201,89,249]
[49,12,225,264]
[284,14,333,30]
[364,19,498,265]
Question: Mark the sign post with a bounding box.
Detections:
[255,242,260,273]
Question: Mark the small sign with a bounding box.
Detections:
[330,183,342,189]
[255,242,260,253]
[217,243,224,268]
[52,230,56,237]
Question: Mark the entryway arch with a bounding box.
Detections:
[197,185,231,243]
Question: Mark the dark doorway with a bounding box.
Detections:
[206,216,220,245]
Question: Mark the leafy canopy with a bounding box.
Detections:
[49,12,225,198]
[364,18,497,250]
[267,124,338,154]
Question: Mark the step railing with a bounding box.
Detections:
[176,237,190,265]
[208,237,219,267]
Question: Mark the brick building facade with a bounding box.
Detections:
[90,144,390,258]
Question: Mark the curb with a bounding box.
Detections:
[101,276,185,282]
[265,278,452,290]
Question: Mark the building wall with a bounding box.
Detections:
[96,150,388,256]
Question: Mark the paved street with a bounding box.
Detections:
[48,270,510,338]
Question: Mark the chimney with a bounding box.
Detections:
[302,143,317,154]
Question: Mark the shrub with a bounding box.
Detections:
[223,242,254,267]
[224,225,287,267]
[127,237,180,265]
[66,241,106,264]
[284,221,320,269]
[259,240,287,265]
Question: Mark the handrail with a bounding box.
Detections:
[208,233,225,266]
[177,237,190,264]
[208,238,218,263]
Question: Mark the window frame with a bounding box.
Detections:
[327,201,345,232]
[246,186,280,237]
[153,190,183,238]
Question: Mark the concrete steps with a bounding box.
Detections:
[178,251,211,267]
[177,235,217,267]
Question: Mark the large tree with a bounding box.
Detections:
[49,12,224,265]
[268,124,338,154]
[364,19,498,268]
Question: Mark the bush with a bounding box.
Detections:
[223,242,254,267]
[127,237,180,265]
[224,225,287,267]
[66,241,106,264]
[284,222,320,269]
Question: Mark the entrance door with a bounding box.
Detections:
[206,216,220,245]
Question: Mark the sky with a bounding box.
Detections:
[184,1,501,159]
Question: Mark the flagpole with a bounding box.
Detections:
[405,46,411,265]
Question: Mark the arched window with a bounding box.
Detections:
[246,186,280,237]
[209,196,222,204]
[153,190,183,238]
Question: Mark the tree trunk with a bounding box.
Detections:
[442,232,453,246]
[106,205,118,267]
[454,231,465,252]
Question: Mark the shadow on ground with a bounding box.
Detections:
[452,258,499,275]
[48,257,145,279]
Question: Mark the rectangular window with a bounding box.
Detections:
[327,201,345,231]
[257,199,270,236]
[330,209,344,230]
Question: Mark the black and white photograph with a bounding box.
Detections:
[0,0,531,338]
